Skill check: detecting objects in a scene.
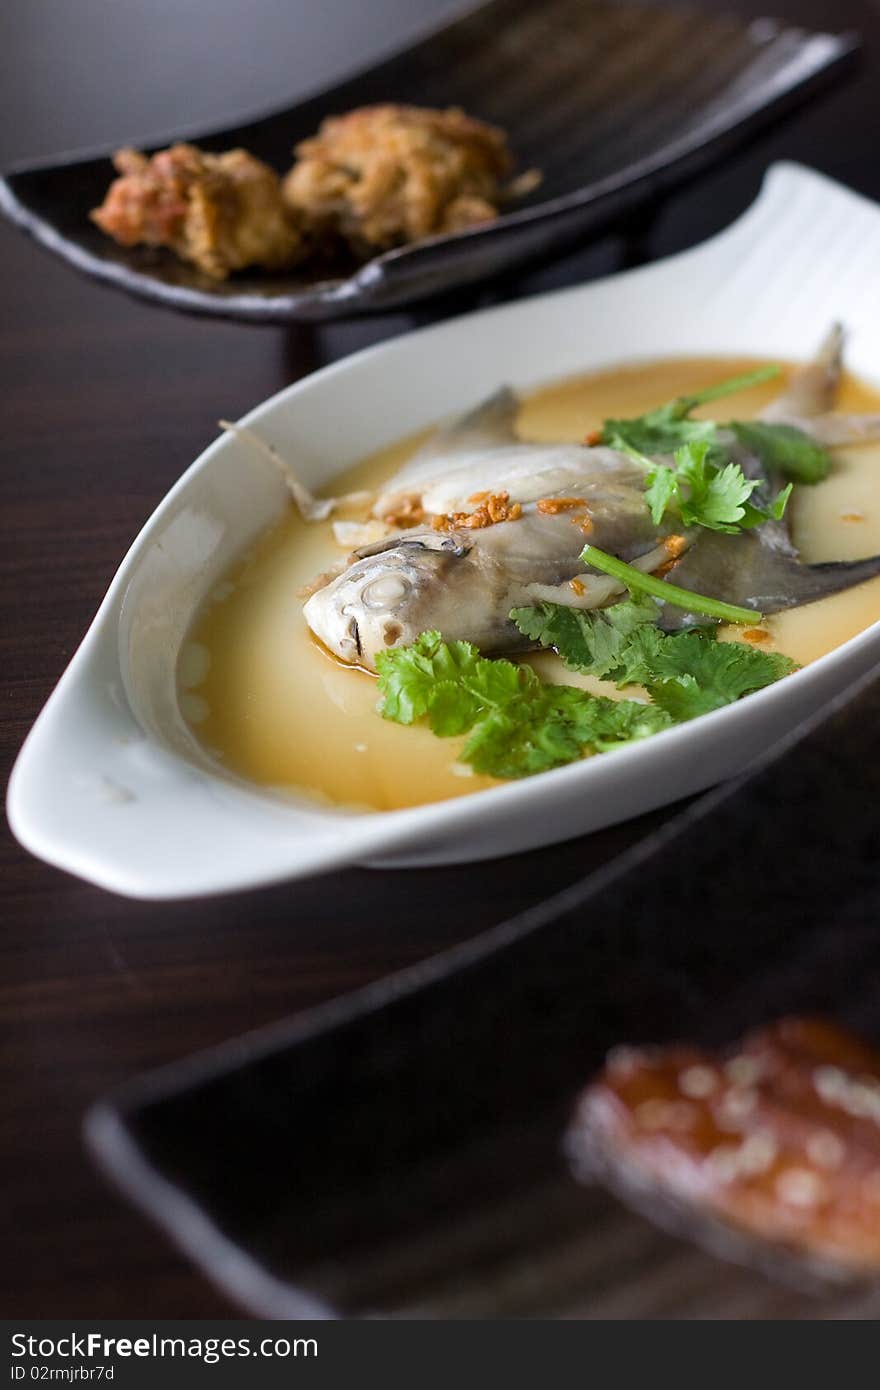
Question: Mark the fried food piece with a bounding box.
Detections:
[283,104,515,255]
[91,144,303,279]
[568,1018,880,1280]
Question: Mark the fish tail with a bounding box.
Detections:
[758,551,880,614]
[662,530,880,625]
[798,553,880,601]
[761,323,844,423]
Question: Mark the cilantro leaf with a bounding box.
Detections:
[565,693,673,749]
[375,630,484,725]
[681,455,757,532]
[376,616,797,782]
[644,440,791,535]
[600,366,830,535]
[462,702,583,778]
[462,687,671,778]
[643,463,679,526]
[740,482,794,528]
[423,679,479,736]
[377,629,673,779]
[633,630,799,718]
[510,594,659,680]
[376,630,527,734]
[729,421,831,484]
[601,365,781,458]
[604,413,715,458]
[514,597,798,710]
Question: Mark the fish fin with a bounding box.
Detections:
[408,387,520,466]
[219,419,334,521]
[753,324,880,447]
[790,553,880,604]
[760,323,844,422]
[378,388,521,500]
[660,529,880,627]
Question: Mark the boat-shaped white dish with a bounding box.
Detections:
[9,162,880,900]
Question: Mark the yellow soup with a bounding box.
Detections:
[181,359,880,811]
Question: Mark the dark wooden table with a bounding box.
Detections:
[3,0,879,1318]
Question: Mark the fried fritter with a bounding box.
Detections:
[91,144,303,280]
[283,104,516,255]
[568,1018,880,1280]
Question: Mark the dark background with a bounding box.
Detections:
[2,0,878,1317]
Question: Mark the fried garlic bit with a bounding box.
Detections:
[378,494,428,530]
[283,104,517,256]
[91,144,303,279]
[536,497,588,515]
[431,491,522,532]
[569,1017,880,1278]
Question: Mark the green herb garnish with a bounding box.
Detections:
[637,631,798,719]
[377,617,798,779]
[729,421,832,484]
[375,631,672,779]
[600,365,833,486]
[643,439,792,532]
[602,365,781,457]
[580,544,761,624]
[510,602,797,714]
[509,594,661,682]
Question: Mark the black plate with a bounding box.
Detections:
[0,0,858,323]
[86,657,880,1319]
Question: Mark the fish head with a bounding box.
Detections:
[303,531,471,669]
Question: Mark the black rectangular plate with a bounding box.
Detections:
[0,0,858,322]
[87,657,880,1319]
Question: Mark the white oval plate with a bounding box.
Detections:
[9,162,880,900]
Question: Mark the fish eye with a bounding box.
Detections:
[360,574,411,611]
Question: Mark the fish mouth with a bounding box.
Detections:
[302,589,360,664]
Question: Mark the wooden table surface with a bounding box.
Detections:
[3,0,879,1318]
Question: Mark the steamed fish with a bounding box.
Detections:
[304,404,673,664]
[304,333,880,669]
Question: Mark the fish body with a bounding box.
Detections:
[305,417,684,663]
[304,339,880,669]
[304,490,673,665]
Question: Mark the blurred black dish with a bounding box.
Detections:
[0,0,857,322]
[87,658,880,1318]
